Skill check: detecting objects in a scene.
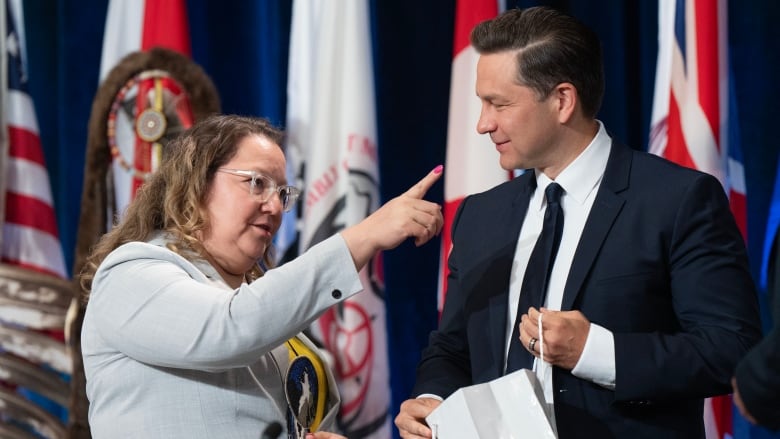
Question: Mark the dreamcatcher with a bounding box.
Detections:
[106,68,196,217]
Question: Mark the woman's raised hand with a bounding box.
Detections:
[341,165,444,269]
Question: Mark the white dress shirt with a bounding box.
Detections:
[505,121,615,416]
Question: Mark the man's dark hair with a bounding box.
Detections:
[471,6,605,118]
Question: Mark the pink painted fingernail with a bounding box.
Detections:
[433,165,443,174]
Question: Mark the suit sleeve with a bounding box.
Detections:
[734,285,780,430]
[412,197,475,398]
[734,325,780,430]
[614,174,761,401]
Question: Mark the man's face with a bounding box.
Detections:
[475,51,561,171]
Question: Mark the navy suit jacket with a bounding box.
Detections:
[413,142,761,438]
[734,266,780,430]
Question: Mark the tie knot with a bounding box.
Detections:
[545,182,563,204]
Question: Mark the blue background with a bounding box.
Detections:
[20,0,780,437]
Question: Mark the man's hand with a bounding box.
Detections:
[732,377,759,425]
[395,397,441,439]
[520,307,590,370]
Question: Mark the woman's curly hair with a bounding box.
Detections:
[79,114,285,301]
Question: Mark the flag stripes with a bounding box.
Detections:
[2,0,66,278]
[8,127,44,164]
[6,89,37,132]
[1,225,65,278]
[4,193,58,237]
[7,145,54,206]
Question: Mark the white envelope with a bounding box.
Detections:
[425,369,557,439]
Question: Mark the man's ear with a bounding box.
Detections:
[553,82,578,124]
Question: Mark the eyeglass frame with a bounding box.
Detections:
[217,168,301,212]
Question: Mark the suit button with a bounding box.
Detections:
[332,289,342,299]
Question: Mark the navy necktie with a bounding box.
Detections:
[506,182,564,373]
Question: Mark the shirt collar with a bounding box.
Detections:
[532,120,611,210]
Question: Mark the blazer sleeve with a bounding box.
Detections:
[613,173,762,401]
[86,234,364,371]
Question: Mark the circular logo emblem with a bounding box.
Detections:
[286,356,319,437]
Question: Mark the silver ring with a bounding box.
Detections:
[528,337,537,352]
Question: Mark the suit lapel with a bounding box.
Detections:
[561,141,631,311]
[489,292,509,377]
[488,173,535,376]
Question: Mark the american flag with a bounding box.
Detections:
[1,0,67,279]
[649,0,745,437]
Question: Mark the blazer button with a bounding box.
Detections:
[331,289,342,299]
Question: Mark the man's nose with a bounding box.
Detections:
[476,107,496,134]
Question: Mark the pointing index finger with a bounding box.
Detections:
[405,165,443,199]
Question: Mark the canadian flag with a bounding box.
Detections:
[438,0,507,312]
[99,0,191,216]
[99,0,190,80]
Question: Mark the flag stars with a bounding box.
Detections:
[6,29,27,84]
[6,30,19,59]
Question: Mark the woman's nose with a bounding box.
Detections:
[260,191,284,215]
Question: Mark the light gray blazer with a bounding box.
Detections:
[82,233,363,438]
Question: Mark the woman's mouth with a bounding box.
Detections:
[252,223,272,235]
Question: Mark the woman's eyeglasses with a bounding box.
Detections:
[217,168,301,212]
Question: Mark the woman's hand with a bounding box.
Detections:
[341,165,444,269]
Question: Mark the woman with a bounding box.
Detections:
[80,115,443,438]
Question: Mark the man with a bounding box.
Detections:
[395,6,760,438]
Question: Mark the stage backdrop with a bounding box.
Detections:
[21,0,780,438]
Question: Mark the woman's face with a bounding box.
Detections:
[201,134,286,278]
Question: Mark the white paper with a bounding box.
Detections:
[425,369,556,439]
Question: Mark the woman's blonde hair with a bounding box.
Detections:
[79,114,285,300]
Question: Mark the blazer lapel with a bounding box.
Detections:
[561,141,630,311]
